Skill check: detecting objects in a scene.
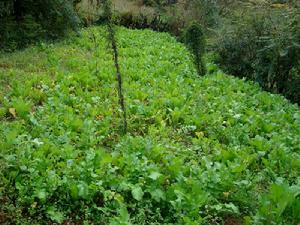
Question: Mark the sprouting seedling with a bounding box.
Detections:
[103,0,128,134]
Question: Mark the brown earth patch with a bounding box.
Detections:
[224,216,243,225]
[0,211,8,224]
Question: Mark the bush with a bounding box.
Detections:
[97,11,182,35]
[143,0,177,7]
[0,0,80,52]
[185,0,219,28]
[0,16,44,52]
[214,7,300,104]
[184,22,206,76]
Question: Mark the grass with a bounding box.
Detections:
[0,26,299,224]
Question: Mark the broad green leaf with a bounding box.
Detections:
[36,189,47,202]
[149,171,162,180]
[47,207,65,223]
[150,189,165,202]
[131,186,143,201]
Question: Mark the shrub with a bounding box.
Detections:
[184,22,206,76]
[143,0,177,7]
[214,7,300,104]
[185,0,219,28]
[98,11,181,35]
[257,8,300,103]
[0,16,45,52]
[0,0,80,52]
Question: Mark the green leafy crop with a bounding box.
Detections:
[0,26,299,224]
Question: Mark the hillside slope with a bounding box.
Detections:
[0,27,299,224]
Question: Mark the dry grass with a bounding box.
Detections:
[77,0,155,19]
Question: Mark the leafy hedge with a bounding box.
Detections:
[0,27,299,224]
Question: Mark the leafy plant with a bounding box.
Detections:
[184,22,206,76]
[215,6,300,104]
[0,0,80,52]
[0,26,299,224]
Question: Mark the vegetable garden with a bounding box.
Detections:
[0,27,299,224]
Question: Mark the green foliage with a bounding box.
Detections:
[143,0,177,7]
[185,0,219,28]
[184,22,206,76]
[93,0,220,37]
[0,0,80,52]
[215,7,300,104]
[97,10,179,35]
[256,182,300,224]
[141,0,219,28]
[0,27,299,224]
